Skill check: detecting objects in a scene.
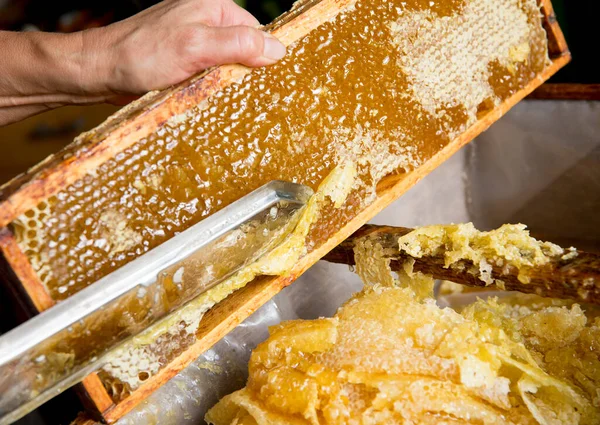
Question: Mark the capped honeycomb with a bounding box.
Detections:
[208,287,600,425]
[206,226,600,425]
[397,222,567,287]
[11,0,550,402]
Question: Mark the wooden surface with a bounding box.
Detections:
[528,83,600,100]
[0,0,571,422]
[77,375,114,422]
[70,414,98,425]
[0,228,54,312]
[541,0,568,60]
[323,225,600,305]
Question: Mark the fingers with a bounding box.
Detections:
[195,25,286,68]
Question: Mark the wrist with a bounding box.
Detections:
[0,30,114,106]
[26,31,102,99]
[78,26,120,97]
[30,28,116,101]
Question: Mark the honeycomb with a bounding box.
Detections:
[206,226,600,425]
[11,0,550,401]
[98,162,355,396]
[397,223,566,286]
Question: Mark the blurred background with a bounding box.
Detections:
[0,0,598,424]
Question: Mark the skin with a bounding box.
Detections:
[0,0,287,126]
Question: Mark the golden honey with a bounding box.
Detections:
[12,0,550,400]
[207,287,600,425]
[207,225,600,425]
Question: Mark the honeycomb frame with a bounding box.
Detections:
[0,0,569,423]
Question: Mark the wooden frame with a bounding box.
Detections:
[0,0,570,423]
[528,83,600,100]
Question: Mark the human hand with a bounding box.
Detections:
[0,0,286,126]
[85,0,287,95]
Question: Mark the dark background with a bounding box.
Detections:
[0,0,597,424]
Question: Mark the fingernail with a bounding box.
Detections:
[263,35,286,61]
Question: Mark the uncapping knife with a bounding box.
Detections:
[0,180,313,425]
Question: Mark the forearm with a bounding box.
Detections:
[0,30,111,125]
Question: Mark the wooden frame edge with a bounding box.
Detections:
[76,375,114,421]
[528,83,600,101]
[0,228,54,312]
[540,0,569,59]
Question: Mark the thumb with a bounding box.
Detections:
[198,26,287,68]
